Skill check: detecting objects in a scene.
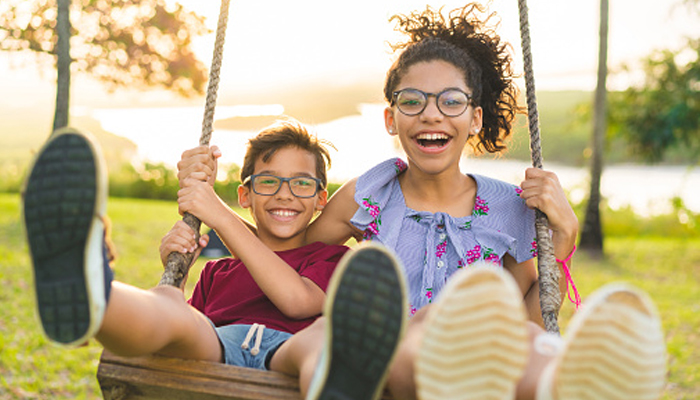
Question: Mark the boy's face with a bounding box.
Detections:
[238,146,327,251]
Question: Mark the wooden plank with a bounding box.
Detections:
[97,350,300,400]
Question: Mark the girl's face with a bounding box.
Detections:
[384,60,483,177]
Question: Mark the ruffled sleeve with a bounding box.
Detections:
[350,158,408,246]
[469,174,537,263]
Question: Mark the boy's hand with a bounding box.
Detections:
[177,145,221,187]
[159,220,210,267]
[177,179,229,230]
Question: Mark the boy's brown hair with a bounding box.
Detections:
[240,119,332,188]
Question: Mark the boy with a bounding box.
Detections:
[23,123,407,399]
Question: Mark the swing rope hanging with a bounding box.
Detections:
[517,0,562,334]
[158,0,232,288]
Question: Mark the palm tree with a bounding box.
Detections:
[53,0,71,132]
[580,0,609,256]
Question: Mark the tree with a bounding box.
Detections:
[579,0,609,256]
[608,39,700,163]
[0,0,209,130]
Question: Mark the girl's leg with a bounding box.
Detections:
[385,307,430,400]
[268,318,326,397]
[96,281,222,363]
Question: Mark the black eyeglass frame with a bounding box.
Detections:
[242,174,324,198]
[391,88,473,117]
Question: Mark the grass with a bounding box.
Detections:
[1,192,699,399]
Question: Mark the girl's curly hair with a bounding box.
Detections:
[384,4,523,154]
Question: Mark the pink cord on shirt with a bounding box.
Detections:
[557,245,581,309]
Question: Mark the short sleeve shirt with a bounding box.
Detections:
[351,158,537,315]
[188,241,349,334]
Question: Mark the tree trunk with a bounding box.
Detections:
[52,0,71,132]
[580,0,608,256]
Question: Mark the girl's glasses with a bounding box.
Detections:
[392,88,472,117]
[242,174,323,198]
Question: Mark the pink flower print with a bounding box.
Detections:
[409,305,417,316]
[466,245,482,265]
[515,186,523,197]
[394,159,408,174]
[473,196,490,216]
[435,239,447,258]
[425,288,433,303]
[482,246,500,263]
[530,239,538,257]
[458,258,465,268]
[362,196,382,239]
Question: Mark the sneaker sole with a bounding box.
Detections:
[416,264,529,400]
[23,128,108,346]
[307,242,408,400]
[548,284,666,400]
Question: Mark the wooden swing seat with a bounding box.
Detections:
[97,350,300,400]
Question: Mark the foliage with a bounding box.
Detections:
[607,39,700,163]
[0,0,210,96]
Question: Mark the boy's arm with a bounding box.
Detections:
[178,180,326,319]
[305,178,363,245]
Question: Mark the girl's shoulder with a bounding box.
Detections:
[354,158,407,203]
[469,173,534,222]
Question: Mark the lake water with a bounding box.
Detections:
[91,105,700,217]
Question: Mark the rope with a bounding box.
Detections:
[517,0,561,334]
[159,0,231,287]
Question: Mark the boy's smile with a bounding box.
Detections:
[238,146,327,251]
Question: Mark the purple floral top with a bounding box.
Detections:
[351,158,537,315]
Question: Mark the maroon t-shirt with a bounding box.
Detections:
[188,241,349,334]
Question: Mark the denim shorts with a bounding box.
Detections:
[213,323,292,370]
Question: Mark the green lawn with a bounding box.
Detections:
[1,193,698,399]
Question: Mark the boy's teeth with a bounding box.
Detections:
[272,210,297,217]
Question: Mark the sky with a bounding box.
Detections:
[171,0,700,93]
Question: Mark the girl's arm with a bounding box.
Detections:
[305,178,364,245]
[178,180,325,319]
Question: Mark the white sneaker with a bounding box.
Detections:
[23,128,112,346]
[537,284,667,400]
[415,264,529,400]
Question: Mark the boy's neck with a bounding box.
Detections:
[256,231,308,253]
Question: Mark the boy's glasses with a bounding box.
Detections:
[392,88,472,117]
[242,174,323,198]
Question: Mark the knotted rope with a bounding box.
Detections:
[517,0,561,334]
[159,0,231,287]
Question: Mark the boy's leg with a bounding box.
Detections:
[411,264,530,400]
[275,242,408,400]
[97,282,222,362]
[23,128,221,362]
[535,284,666,400]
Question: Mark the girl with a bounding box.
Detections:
[180,4,666,400]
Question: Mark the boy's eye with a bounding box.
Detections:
[292,178,314,187]
[258,178,279,185]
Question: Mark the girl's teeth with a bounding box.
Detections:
[418,133,448,140]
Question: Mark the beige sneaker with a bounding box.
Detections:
[537,284,667,400]
[415,264,529,400]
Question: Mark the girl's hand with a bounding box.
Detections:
[177,178,229,230]
[519,168,578,239]
[159,220,210,267]
[177,145,222,187]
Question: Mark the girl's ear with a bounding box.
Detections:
[315,189,328,211]
[238,184,251,209]
[470,105,484,136]
[384,107,398,136]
